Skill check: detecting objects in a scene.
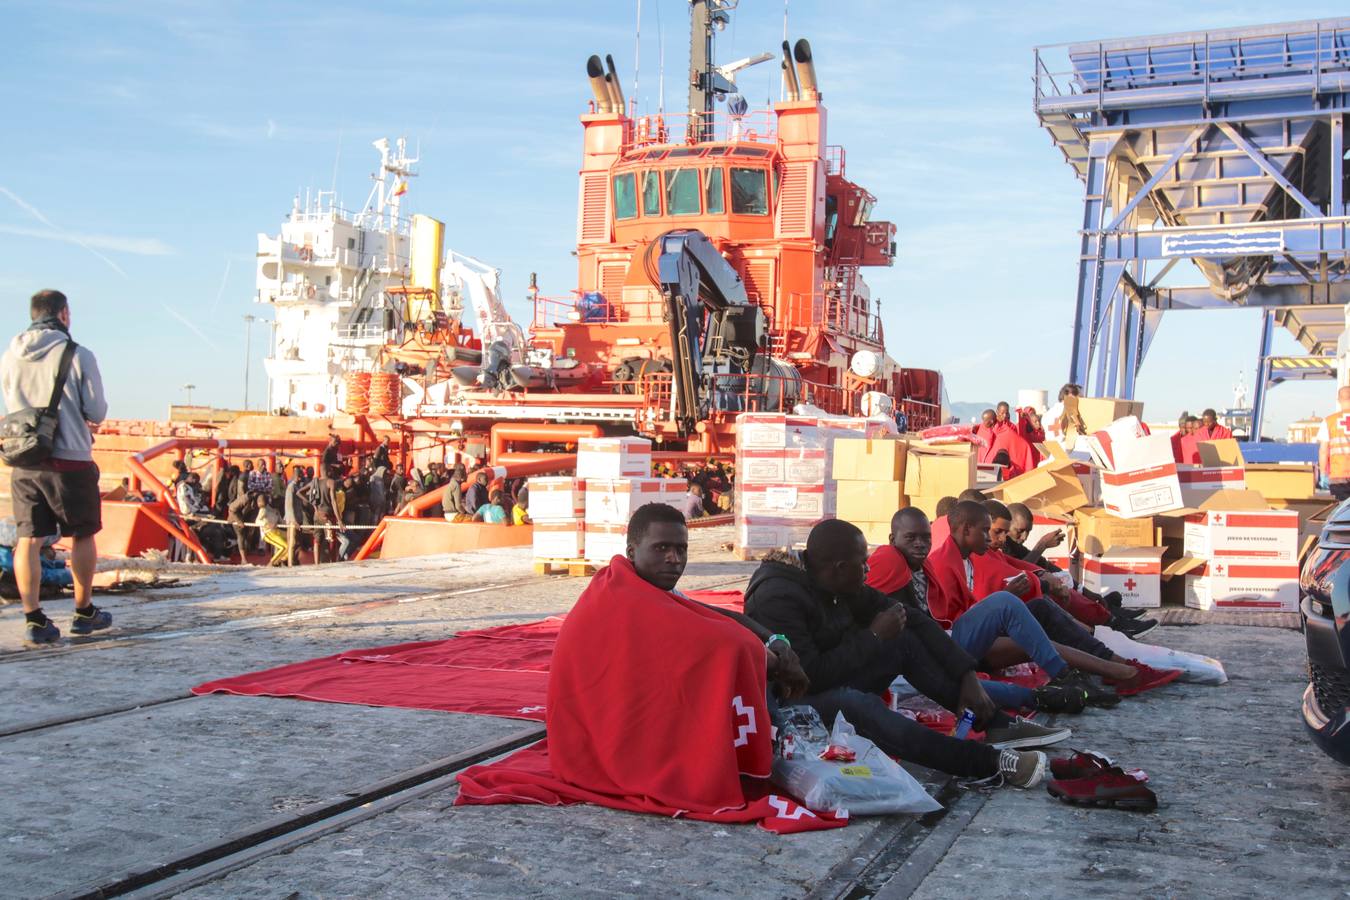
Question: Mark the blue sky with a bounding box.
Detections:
[2,1,1344,434]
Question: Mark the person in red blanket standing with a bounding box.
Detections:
[744,519,1066,789]
[993,402,1015,435]
[1195,408,1233,441]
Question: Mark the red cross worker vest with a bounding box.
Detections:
[1325,411,1350,482]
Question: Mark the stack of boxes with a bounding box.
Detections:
[1181,502,1301,611]
[833,438,909,546]
[529,437,685,565]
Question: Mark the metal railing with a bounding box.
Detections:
[532,293,666,328]
[636,371,853,419]
[824,145,846,177]
[625,110,778,148]
[1034,19,1350,108]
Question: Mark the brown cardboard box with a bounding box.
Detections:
[1197,439,1245,467]
[1077,396,1145,434]
[988,458,1089,516]
[837,480,906,523]
[857,520,892,546]
[1160,556,1205,606]
[906,495,944,519]
[1244,464,1318,501]
[832,437,907,482]
[1074,508,1155,556]
[905,444,975,498]
[1267,498,1337,545]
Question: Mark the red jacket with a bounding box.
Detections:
[926,537,1044,628]
[1195,423,1233,442]
[1170,430,1185,463]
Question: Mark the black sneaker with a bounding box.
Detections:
[70,605,113,636]
[1098,591,1144,619]
[24,618,62,647]
[1052,670,1121,708]
[1112,616,1158,639]
[1034,683,1087,714]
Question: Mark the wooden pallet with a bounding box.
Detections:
[534,558,598,577]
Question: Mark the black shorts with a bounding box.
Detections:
[11,460,102,539]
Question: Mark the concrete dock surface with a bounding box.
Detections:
[2,528,1346,899]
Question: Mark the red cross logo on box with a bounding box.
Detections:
[1123,578,1137,591]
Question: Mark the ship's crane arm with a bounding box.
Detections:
[650,229,765,434]
[444,250,526,363]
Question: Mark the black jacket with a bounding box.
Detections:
[743,551,977,693]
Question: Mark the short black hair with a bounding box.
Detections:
[957,488,986,502]
[948,499,989,529]
[1008,502,1033,527]
[628,502,686,545]
[1202,408,1217,418]
[1058,383,1082,401]
[30,289,68,321]
[935,495,957,517]
[983,499,1012,522]
[805,518,864,565]
[891,506,928,532]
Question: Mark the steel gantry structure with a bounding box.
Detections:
[1034,18,1350,437]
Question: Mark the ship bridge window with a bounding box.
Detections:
[613,173,638,220]
[667,147,703,158]
[731,146,771,156]
[729,167,768,215]
[853,197,875,226]
[641,170,662,216]
[664,168,701,216]
[704,167,724,214]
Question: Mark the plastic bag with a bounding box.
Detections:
[772,706,942,816]
[1094,625,1228,685]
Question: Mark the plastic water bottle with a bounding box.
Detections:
[953,708,976,740]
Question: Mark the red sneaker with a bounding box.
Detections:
[1105,659,1182,697]
[1047,770,1158,811]
[1049,750,1117,781]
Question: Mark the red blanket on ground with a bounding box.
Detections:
[458,558,844,833]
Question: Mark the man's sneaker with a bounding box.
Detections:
[1112,616,1159,639]
[1106,659,1182,697]
[985,716,1072,750]
[1050,670,1121,708]
[999,748,1047,789]
[1047,769,1158,811]
[1033,683,1087,714]
[70,605,113,636]
[24,618,61,647]
[1049,750,1119,781]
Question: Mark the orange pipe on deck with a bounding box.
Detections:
[489,423,601,463]
[355,453,576,560]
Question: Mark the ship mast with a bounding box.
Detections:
[686,0,738,143]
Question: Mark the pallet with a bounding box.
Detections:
[533,558,598,577]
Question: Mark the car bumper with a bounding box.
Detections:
[1301,595,1350,765]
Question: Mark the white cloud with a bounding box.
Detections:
[0,186,129,277]
[161,304,220,351]
[0,223,173,256]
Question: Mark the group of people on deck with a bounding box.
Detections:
[547,492,1183,812]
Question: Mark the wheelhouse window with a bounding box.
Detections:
[613,173,638,220]
[641,170,662,216]
[729,167,768,215]
[704,167,725,215]
[664,168,701,216]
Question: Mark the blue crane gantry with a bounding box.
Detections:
[1034,18,1350,437]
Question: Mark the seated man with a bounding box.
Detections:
[866,508,1091,713]
[929,501,1180,697]
[471,490,509,524]
[545,504,810,819]
[744,519,1067,789]
[1003,501,1155,638]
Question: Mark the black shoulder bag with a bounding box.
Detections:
[1,341,78,467]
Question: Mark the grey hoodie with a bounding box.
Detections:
[0,326,108,461]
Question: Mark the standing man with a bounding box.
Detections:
[2,290,110,646]
[1318,386,1350,501]
[1195,408,1233,441]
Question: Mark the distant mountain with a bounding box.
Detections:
[948,401,995,424]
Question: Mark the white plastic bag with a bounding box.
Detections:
[772,707,942,816]
[1094,625,1228,685]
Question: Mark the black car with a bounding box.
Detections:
[1300,502,1350,765]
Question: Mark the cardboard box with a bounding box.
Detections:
[1086,417,1182,518]
[837,480,906,523]
[905,444,975,498]
[1081,546,1166,608]
[1183,508,1299,563]
[857,521,892,546]
[736,413,826,449]
[1196,439,1245,468]
[1184,561,1300,612]
[989,458,1088,517]
[532,520,585,559]
[906,495,944,519]
[739,447,829,485]
[736,518,814,551]
[1267,498,1337,544]
[1027,515,1073,570]
[584,477,680,525]
[832,438,907,482]
[583,523,628,562]
[1161,556,1204,606]
[1244,464,1318,501]
[1178,465,1246,507]
[526,477,586,522]
[576,437,652,479]
[740,482,832,520]
[1074,508,1155,556]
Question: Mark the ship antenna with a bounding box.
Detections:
[656,0,665,115]
[633,0,641,106]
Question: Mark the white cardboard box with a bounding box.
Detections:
[1080,546,1166,608]
[1027,515,1073,571]
[583,523,628,562]
[740,482,833,520]
[1177,464,1246,507]
[1184,561,1300,611]
[584,477,683,525]
[526,477,586,522]
[736,414,825,449]
[532,520,585,560]
[1183,508,1299,564]
[1087,417,1184,518]
[575,437,652,479]
[735,517,815,550]
[738,447,830,485]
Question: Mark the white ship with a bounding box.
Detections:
[254,137,499,417]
